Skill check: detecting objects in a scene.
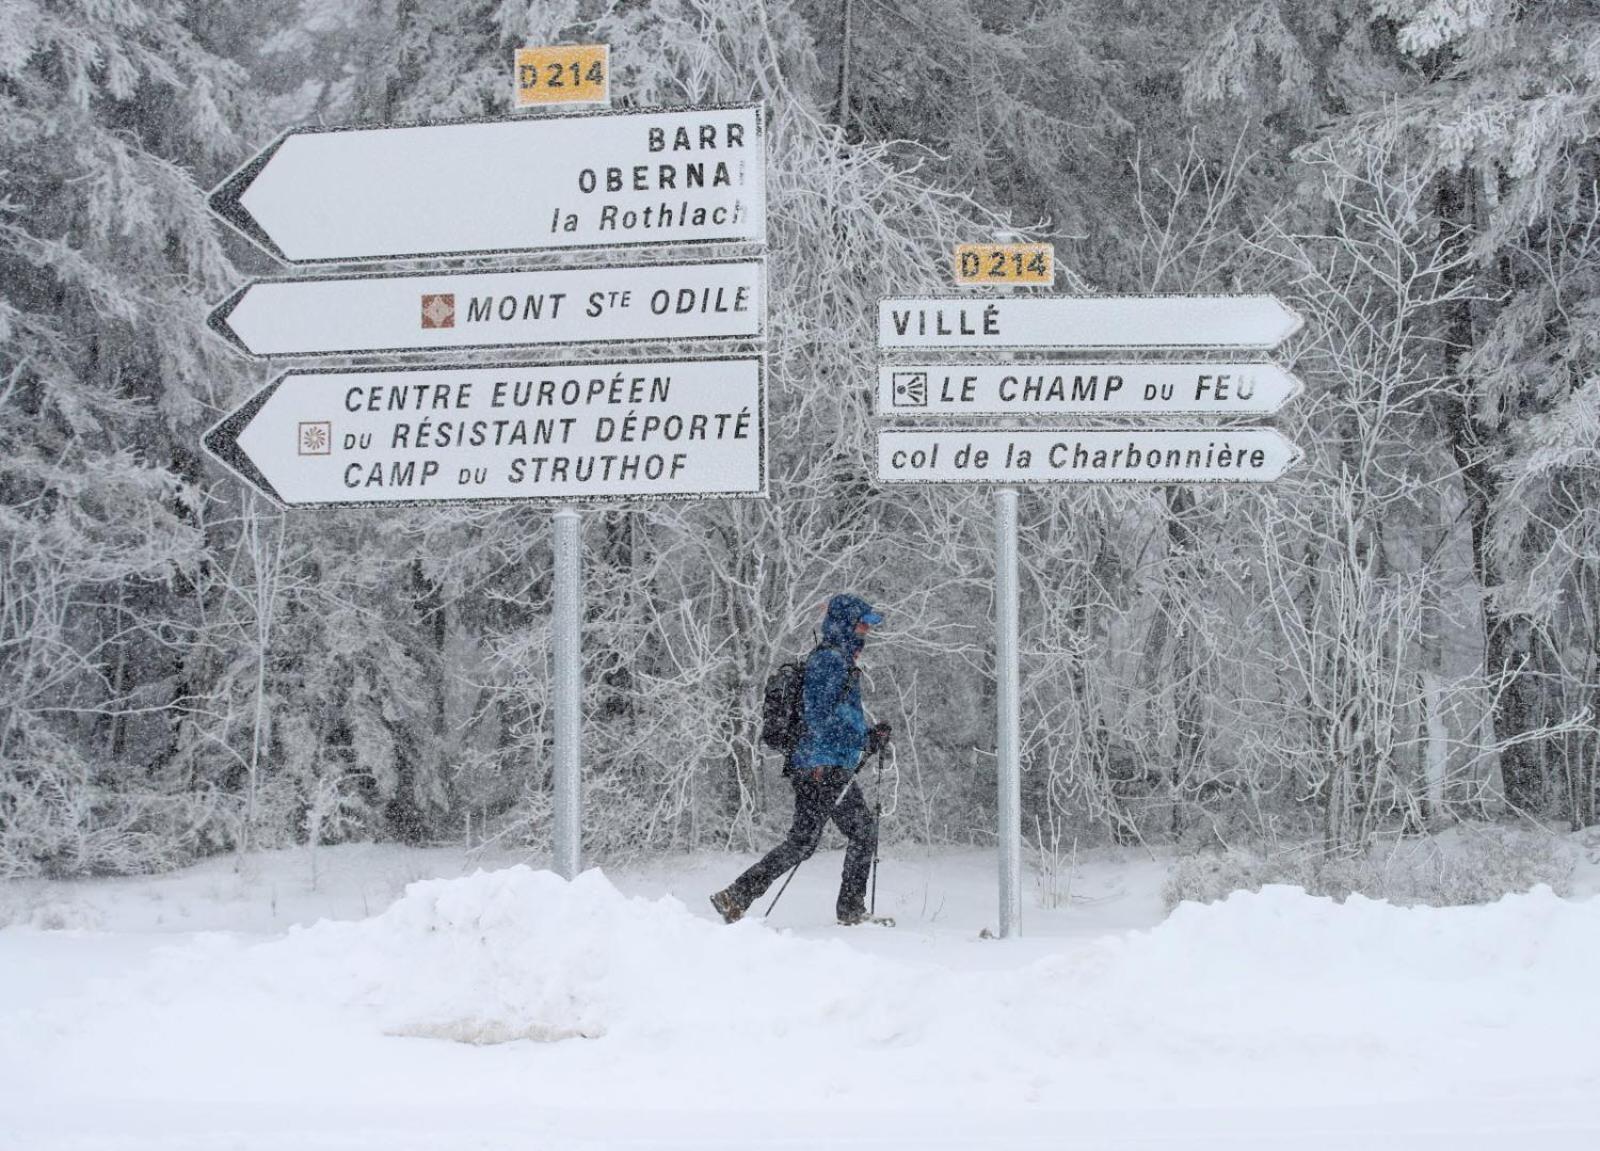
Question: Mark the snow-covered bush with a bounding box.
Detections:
[1163,825,1576,909]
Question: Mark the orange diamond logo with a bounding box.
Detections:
[421,293,456,329]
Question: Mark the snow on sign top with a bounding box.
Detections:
[877,295,1303,350]
[209,104,766,264]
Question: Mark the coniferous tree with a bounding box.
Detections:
[1187,0,1600,822]
[0,0,254,874]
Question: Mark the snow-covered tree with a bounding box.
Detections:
[0,0,253,874]
[1187,0,1600,827]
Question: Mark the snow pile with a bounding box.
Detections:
[1029,883,1600,1102]
[237,866,902,1047]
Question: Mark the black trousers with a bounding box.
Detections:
[728,766,877,916]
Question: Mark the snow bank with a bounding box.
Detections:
[243,866,898,1046]
[250,868,1598,1049]
[203,870,1600,1100]
[1026,882,1600,1103]
[7,865,1599,1125]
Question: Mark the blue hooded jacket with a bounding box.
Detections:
[790,595,882,773]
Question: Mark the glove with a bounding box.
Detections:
[866,722,892,756]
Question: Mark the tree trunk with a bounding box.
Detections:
[1435,171,1543,812]
[1165,485,1203,837]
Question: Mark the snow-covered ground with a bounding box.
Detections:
[3,841,1599,1150]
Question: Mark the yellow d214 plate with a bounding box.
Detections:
[515,45,609,107]
[953,243,1054,285]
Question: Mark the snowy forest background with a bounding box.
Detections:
[2,0,1597,890]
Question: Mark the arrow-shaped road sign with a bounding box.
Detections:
[208,259,765,359]
[210,104,765,264]
[878,362,1302,416]
[876,427,1303,484]
[204,357,765,508]
[877,296,1302,350]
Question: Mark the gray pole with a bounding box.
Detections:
[990,226,1024,940]
[995,487,1021,937]
[837,0,854,132]
[551,505,583,879]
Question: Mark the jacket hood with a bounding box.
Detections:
[821,594,880,656]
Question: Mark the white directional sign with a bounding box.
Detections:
[204,358,765,507]
[878,362,1302,416]
[210,105,766,264]
[877,427,1301,485]
[877,296,1302,350]
[208,259,764,359]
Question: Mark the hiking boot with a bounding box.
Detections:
[836,904,869,926]
[710,887,747,924]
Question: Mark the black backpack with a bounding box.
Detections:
[759,658,809,753]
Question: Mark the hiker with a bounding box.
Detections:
[711,594,892,926]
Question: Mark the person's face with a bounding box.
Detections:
[855,620,871,638]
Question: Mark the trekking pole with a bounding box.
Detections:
[869,744,886,918]
[764,851,808,917]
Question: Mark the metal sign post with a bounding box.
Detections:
[995,487,1021,938]
[204,355,769,881]
[987,234,1031,941]
[203,86,770,883]
[552,505,583,879]
[875,257,1304,938]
